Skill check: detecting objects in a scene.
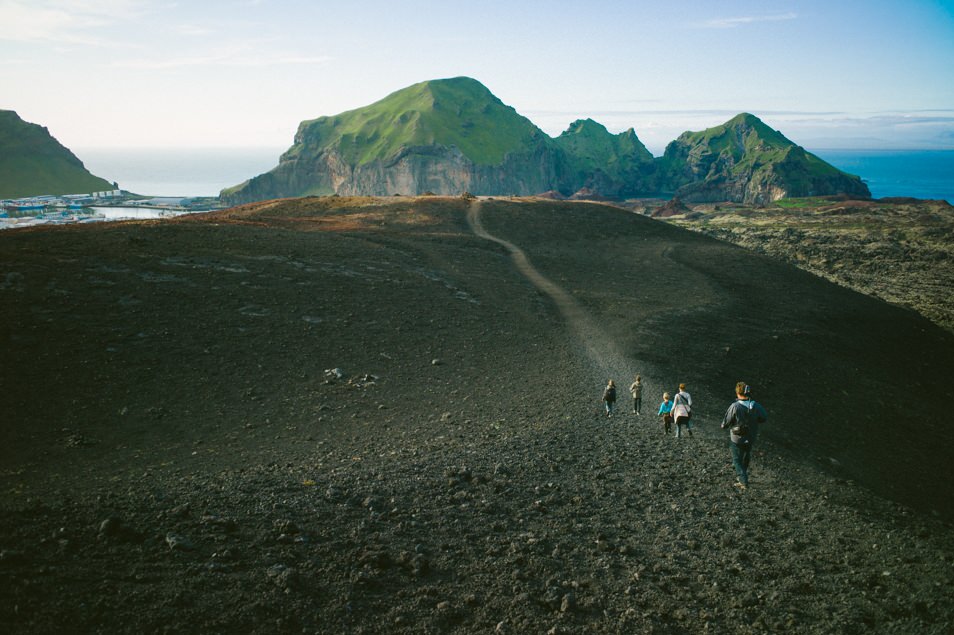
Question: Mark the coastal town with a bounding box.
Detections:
[0,189,222,229]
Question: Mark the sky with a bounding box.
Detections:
[1,0,953,155]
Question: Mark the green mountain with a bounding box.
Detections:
[223,77,561,202]
[552,119,657,197]
[291,76,545,167]
[222,80,871,205]
[0,110,114,199]
[659,113,869,204]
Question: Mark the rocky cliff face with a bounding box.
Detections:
[222,82,871,205]
[659,113,870,205]
[223,78,566,203]
[230,136,562,200]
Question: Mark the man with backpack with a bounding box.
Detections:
[720,382,768,491]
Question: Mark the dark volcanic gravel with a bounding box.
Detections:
[1,196,953,633]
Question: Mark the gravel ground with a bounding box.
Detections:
[1,196,953,633]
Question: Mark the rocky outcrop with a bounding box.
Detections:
[650,196,692,218]
[229,142,562,200]
[659,113,870,205]
[552,119,657,197]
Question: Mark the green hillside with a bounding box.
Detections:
[0,110,114,199]
[553,119,656,193]
[662,113,855,180]
[554,119,653,170]
[658,112,869,201]
[287,77,546,167]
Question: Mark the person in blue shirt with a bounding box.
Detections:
[657,392,674,435]
[720,382,768,491]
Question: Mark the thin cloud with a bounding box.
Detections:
[175,23,211,37]
[0,0,147,44]
[114,50,333,69]
[782,112,954,126]
[527,108,846,119]
[699,12,797,29]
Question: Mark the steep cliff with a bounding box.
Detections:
[222,77,562,202]
[0,110,114,199]
[658,113,870,204]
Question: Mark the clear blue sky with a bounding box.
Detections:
[2,0,953,154]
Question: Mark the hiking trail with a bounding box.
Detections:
[467,200,638,383]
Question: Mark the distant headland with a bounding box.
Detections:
[221,76,870,205]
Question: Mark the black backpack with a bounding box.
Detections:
[731,401,754,437]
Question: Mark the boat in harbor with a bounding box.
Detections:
[5,200,47,211]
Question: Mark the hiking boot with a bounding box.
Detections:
[733,481,747,492]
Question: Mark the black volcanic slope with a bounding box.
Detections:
[1,197,952,633]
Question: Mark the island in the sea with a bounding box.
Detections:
[221,76,870,205]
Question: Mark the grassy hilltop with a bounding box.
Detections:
[288,77,545,167]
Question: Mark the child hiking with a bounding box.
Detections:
[658,392,674,434]
[602,380,617,418]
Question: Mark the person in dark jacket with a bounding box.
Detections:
[629,375,643,415]
[602,380,617,418]
[720,382,768,491]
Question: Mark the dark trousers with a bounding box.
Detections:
[632,397,642,413]
[674,415,691,437]
[731,441,752,485]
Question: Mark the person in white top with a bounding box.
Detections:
[672,382,693,438]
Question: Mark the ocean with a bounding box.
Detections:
[77,147,954,203]
[810,149,954,203]
[78,147,285,198]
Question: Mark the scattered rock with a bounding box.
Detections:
[165,532,195,551]
[324,368,346,381]
[560,592,576,613]
[266,564,300,591]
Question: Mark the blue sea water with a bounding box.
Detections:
[76,147,954,203]
[810,149,954,204]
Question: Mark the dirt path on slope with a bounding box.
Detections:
[467,200,649,388]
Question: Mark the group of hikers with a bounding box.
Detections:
[601,376,768,491]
